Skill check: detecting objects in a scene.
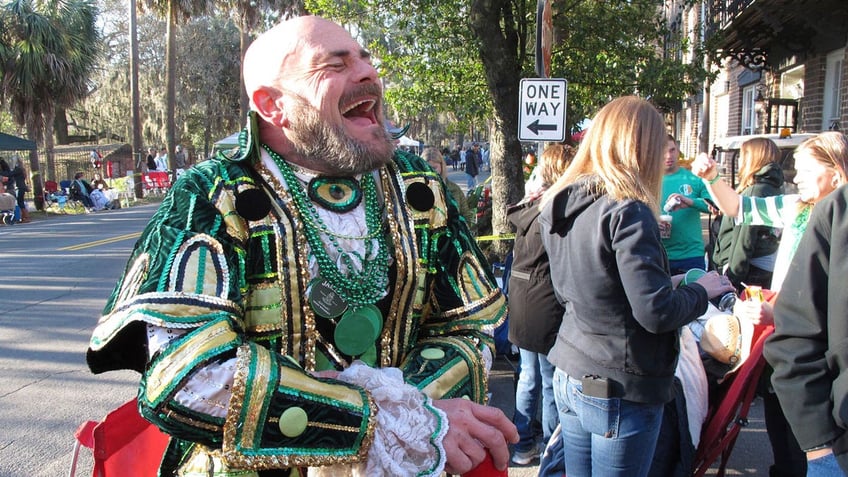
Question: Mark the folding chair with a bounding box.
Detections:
[141,173,155,196]
[59,180,73,195]
[150,171,171,193]
[69,399,169,477]
[109,177,133,208]
[691,324,774,477]
[59,179,88,214]
[43,180,67,213]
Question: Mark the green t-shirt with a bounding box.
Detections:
[661,167,712,261]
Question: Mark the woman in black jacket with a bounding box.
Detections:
[713,137,784,290]
[507,143,574,465]
[538,96,734,477]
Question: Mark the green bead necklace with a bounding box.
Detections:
[263,145,390,308]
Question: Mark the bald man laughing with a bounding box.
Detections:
[87,16,515,477]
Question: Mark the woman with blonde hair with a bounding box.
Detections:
[538,96,733,477]
[693,131,848,476]
[712,137,784,291]
[693,131,848,304]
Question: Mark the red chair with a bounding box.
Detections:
[141,173,156,195]
[691,323,774,477]
[152,171,171,190]
[69,399,169,477]
[43,180,61,209]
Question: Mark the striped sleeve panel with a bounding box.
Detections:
[740,194,789,228]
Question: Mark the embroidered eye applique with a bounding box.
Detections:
[307,176,362,213]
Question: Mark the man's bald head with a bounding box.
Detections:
[241,15,392,174]
[244,16,342,108]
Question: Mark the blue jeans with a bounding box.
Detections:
[513,348,557,452]
[807,452,846,477]
[552,368,664,477]
[466,174,477,191]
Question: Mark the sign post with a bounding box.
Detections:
[518,78,567,142]
[535,0,553,78]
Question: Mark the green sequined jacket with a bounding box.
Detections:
[86,125,506,475]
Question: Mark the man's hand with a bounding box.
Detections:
[433,398,519,475]
[663,193,693,211]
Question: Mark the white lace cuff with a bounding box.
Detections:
[310,362,448,477]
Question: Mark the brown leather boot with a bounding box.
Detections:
[20,207,30,223]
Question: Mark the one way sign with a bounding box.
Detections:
[518,78,567,142]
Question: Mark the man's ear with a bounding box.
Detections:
[252,87,288,128]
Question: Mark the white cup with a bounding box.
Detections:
[659,214,673,239]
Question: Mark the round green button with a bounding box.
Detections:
[334,306,383,356]
[359,344,378,366]
[421,347,445,360]
[278,407,308,437]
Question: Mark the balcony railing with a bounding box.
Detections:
[710,0,755,31]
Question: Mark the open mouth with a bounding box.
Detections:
[341,98,378,127]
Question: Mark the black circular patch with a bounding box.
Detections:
[308,278,348,319]
[406,182,435,212]
[235,188,272,221]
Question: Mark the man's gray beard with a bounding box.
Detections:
[286,96,395,175]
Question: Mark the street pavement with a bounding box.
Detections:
[0,196,773,476]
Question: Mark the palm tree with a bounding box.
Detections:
[0,0,100,209]
[138,0,210,177]
[221,0,306,120]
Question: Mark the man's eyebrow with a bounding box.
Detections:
[326,48,372,61]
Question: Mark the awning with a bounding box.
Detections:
[214,132,240,148]
[0,132,36,151]
[396,135,419,147]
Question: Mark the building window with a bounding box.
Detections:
[741,85,757,135]
[823,49,844,131]
[780,65,805,100]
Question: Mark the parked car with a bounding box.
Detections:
[712,132,818,194]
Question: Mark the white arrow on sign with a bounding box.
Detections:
[518,78,567,142]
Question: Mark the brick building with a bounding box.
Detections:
[664,0,848,157]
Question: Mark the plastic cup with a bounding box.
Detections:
[682,268,706,286]
[659,214,673,239]
[743,285,764,303]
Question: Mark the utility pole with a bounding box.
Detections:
[130,0,143,199]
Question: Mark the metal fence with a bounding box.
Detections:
[2,143,138,206]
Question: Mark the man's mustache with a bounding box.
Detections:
[339,84,383,107]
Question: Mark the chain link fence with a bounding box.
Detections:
[4,143,139,207]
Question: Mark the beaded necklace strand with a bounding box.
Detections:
[263,144,390,307]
